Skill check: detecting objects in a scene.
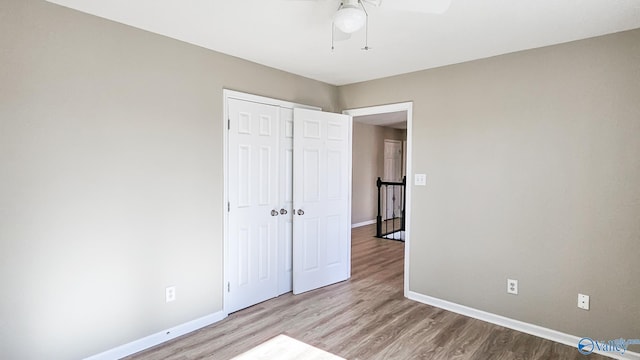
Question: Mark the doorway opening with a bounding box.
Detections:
[343,102,413,298]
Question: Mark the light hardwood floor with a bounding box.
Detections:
[127,224,604,360]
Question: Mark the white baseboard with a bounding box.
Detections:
[351,220,376,228]
[407,291,640,360]
[84,311,227,360]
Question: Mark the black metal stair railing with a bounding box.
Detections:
[376,176,406,241]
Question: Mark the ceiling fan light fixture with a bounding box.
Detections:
[334,4,366,34]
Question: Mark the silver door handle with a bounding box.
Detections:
[271,209,279,216]
[280,208,288,215]
[297,209,305,216]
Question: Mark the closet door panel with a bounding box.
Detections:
[227,98,279,313]
[277,107,294,295]
[293,108,351,295]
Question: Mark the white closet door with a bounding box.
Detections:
[277,107,294,295]
[292,108,351,295]
[227,98,279,313]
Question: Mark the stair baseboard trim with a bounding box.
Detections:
[351,220,376,228]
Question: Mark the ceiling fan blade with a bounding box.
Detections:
[383,0,452,14]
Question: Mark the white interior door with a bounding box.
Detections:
[227,98,279,313]
[383,139,402,181]
[292,108,351,295]
[383,139,402,219]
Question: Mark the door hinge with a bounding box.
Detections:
[227,282,230,292]
[228,202,230,212]
[228,119,230,130]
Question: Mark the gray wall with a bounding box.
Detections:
[0,1,336,359]
[351,122,405,224]
[339,29,640,341]
[3,0,639,358]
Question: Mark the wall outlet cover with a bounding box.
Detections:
[507,279,518,295]
[166,286,176,303]
[578,293,589,310]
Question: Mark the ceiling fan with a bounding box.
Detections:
[293,0,452,50]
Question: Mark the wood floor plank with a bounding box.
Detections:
[126,224,607,360]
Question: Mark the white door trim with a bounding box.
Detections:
[223,89,320,315]
[342,102,413,298]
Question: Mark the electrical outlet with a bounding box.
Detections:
[166,286,176,303]
[578,293,589,310]
[414,173,426,186]
[507,279,518,295]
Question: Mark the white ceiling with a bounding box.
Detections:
[46,0,640,86]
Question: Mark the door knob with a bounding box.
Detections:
[271,209,279,216]
[297,209,305,216]
[280,208,288,215]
